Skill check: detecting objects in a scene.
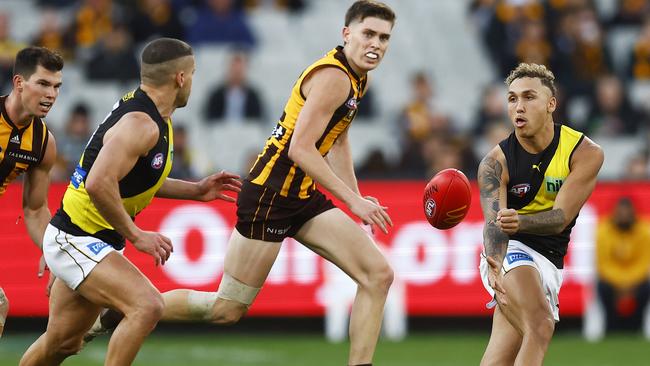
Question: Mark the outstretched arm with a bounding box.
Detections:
[498,137,604,235]
[478,146,510,299]
[155,173,242,202]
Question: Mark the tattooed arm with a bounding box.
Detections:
[478,146,510,264]
[498,137,604,235]
[478,146,510,300]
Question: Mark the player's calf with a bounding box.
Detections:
[189,273,261,325]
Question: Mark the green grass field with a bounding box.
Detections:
[1,332,649,365]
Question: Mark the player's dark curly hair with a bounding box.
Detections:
[13,46,63,79]
[505,63,557,96]
[345,0,396,26]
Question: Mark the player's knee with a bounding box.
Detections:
[525,314,554,344]
[46,334,83,358]
[209,300,247,326]
[360,261,394,294]
[209,273,259,325]
[55,340,83,358]
[132,291,165,325]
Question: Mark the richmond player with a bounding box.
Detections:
[478,63,604,365]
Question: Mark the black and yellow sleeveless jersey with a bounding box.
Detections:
[0,95,49,196]
[51,88,173,249]
[499,124,584,268]
[247,46,367,199]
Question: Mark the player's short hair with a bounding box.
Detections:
[141,38,193,65]
[140,38,193,86]
[505,63,557,96]
[13,46,64,80]
[345,0,396,26]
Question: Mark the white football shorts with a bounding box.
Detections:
[43,224,120,290]
[479,240,563,321]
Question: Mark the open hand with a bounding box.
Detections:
[196,171,242,202]
[349,195,393,234]
[132,230,173,266]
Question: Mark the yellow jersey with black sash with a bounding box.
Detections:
[0,95,49,196]
[51,88,173,249]
[499,124,584,268]
[247,46,368,199]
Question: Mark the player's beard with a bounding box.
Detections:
[175,89,190,108]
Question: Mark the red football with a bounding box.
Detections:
[423,168,471,229]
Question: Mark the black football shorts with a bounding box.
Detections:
[235,180,336,242]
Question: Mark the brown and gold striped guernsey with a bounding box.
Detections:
[247,46,367,199]
[0,95,49,196]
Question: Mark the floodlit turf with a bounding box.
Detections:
[1,332,649,365]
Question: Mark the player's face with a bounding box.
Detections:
[175,56,195,108]
[507,77,556,138]
[342,16,393,74]
[18,65,62,118]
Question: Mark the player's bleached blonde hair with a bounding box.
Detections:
[505,63,557,96]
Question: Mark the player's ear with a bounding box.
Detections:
[548,96,557,113]
[342,26,351,45]
[176,71,185,88]
[13,74,24,92]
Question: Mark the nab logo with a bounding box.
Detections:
[545,177,564,193]
[87,241,110,255]
[424,198,436,218]
[509,183,530,198]
[506,251,533,265]
[151,153,164,169]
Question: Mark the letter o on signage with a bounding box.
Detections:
[159,204,229,286]
[391,222,448,285]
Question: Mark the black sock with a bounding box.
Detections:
[351,364,372,366]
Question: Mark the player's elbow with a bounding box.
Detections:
[287,143,307,164]
[552,209,570,234]
[84,175,106,200]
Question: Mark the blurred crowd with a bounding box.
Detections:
[3,0,650,183]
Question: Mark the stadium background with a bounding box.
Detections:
[2,0,650,364]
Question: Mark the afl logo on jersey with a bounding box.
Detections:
[509,183,530,198]
[151,153,164,169]
[345,98,358,110]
